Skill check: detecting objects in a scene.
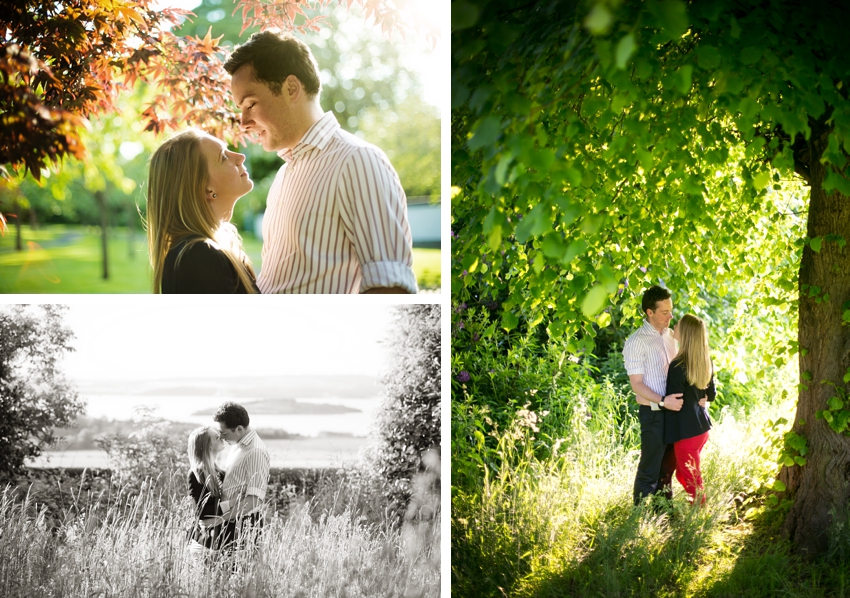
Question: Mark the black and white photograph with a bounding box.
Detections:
[0,302,441,597]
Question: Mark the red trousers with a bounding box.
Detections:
[673,431,709,503]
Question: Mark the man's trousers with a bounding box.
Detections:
[633,406,676,505]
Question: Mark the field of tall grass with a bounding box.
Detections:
[0,463,439,598]
[452,378,850,597]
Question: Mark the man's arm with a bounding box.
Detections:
[628,374,683,411]
[363,286,410,294]
[339,147,418,294]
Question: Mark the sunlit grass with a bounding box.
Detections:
[453,398,850,597]
[0,225,440,293]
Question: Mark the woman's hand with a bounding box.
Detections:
[699,398,707,408]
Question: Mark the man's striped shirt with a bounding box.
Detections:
[221,429,269,515]
[622,320,679,410]
[256,111,418,294]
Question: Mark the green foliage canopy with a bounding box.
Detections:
[452,0,845,339]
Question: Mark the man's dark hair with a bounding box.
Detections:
[641,285,671,314]
[223,31,321,97]
[213,401,250,429]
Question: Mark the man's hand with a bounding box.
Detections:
[200,516,223,529]
[362,286,411,294]
[663,393,684,412]
[699,397,707,408]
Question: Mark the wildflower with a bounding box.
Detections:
[457,321,465,330]
[515,404,540,433]
[456,371,471,383]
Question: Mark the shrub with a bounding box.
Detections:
[95,407,186,490]
[370,305,440,514]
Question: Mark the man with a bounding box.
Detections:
[224,32,418,294]
[623,285,684,506]
[214,401,270,546]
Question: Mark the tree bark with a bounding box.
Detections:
[127,202,135,261]
[781,127,850,556]
[95,191,109,280]
[14,195,21,251]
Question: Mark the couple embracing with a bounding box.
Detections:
[186,402,270,557]
[147,31,417,295]
[624,285,716,507]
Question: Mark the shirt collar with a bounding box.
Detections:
[277,111,339,163]
[642,319,671,337]
[237,429,257,448]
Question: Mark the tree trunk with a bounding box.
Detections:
[95,191,109,280]
[14,196,21,251]
[127,202,135,261]
[781,128,850,556]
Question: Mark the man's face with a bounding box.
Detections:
[230,65,299,152]
[217,422,241,445]
[646,298,674,332]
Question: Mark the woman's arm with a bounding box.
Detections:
[706,373,717,402]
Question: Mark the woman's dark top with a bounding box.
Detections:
[188,468,232,549]
[664,359,716,444]
[163,237,258,294]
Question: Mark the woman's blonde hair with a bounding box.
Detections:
[187,426,222,498]
[146,128,257,293]
[674,314,713,390]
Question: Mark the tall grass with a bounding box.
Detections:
[453,383,850,598]
[0,468,439,598]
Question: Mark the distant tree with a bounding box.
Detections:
[0,304,84,481]
[371,304,441,510]
[95,407,187,488]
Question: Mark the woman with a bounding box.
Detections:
[147,129,258,293]
[664,314,716,504]
[187,426,231,555]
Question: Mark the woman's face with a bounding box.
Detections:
[207,428,226,455]
[200,136,253,222]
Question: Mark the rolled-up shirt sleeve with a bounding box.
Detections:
[622,336,645,376]
[338,146,418,294]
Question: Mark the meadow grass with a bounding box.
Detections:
[452,397,850,598]
[0,224,441,293]
[0,468,439,598]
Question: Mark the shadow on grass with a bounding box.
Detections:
[525,501,850,598]
[524,498,720,598]
[694,506,850,598]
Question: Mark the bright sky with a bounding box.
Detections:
[58,300,395,382]
[154,0,446,109]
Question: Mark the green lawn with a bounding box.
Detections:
[0,225,440,293]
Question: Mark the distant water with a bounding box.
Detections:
[29,437,369,469]
[82,394,383,438]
